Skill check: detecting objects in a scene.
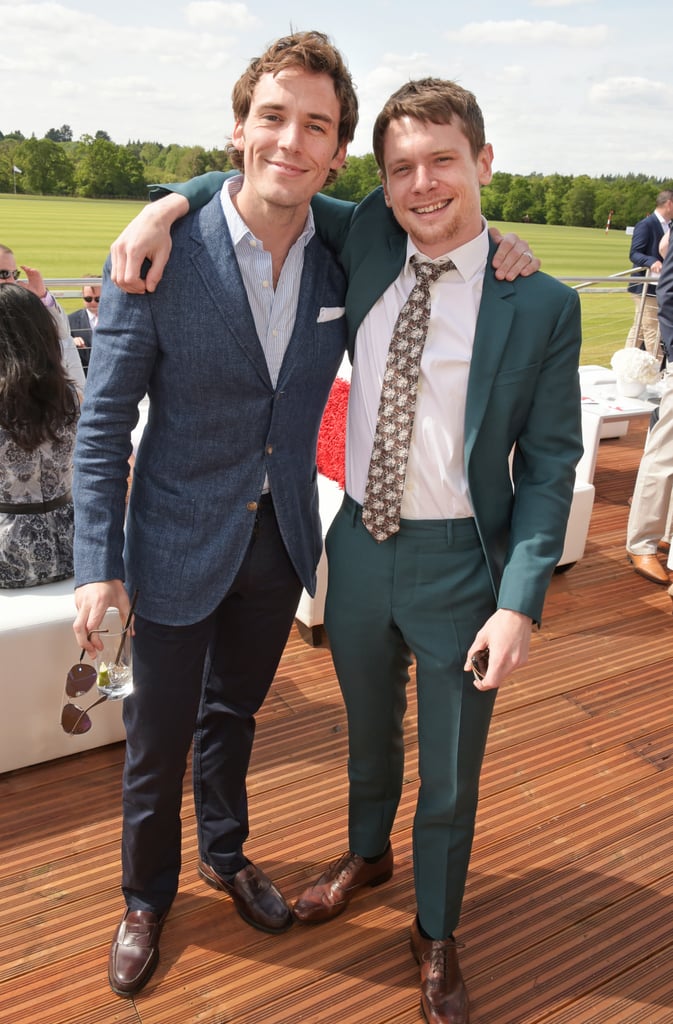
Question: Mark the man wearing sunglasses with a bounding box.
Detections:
[0,243,85,396]
[68,277,102,374]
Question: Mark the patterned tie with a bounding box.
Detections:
[361,255,455,542]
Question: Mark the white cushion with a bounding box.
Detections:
[0,581,125,773]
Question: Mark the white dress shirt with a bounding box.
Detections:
[220,176,314,387]
[346,222,489,519]
[220,177,314,491]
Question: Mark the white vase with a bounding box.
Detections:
[616,377,646,399]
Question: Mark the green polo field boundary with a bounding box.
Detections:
[1,193,640,364]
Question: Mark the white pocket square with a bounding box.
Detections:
[317,306,346,323]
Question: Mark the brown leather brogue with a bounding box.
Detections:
[108,908,168,997]
[293,846,394,924]
[628,553,671,585]
[198,859,292,934]
[410,918,469,1024]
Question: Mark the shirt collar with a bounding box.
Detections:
[219,173,315,250]
[404,216,489,282]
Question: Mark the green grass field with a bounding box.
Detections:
[1,194,638,364]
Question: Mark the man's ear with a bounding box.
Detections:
[379,170,392,208]
[231,120,245,153]
[478,143,494,187]
[330,142,348,173]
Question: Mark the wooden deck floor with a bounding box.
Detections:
[2,418,673,1024]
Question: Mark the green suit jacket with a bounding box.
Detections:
[155,173,583,623]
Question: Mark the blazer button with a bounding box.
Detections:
[246,501,258,512]
[266,445,273,455]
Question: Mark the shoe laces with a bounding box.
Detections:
[329,851,360,884]
[424,937,464,978]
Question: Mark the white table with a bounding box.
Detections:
[579,364,659,460]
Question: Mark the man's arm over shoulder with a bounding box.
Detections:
[111,171,235,293]
[309,192,357,258]
[148,170,232,209]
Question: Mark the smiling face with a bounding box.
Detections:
[380,116,493,259]
[231,68,347,225]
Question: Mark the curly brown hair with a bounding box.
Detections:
[228,30,358,187]
[0,285,79,451]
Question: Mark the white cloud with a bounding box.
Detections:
[445,19,608,46]
[531,0,597,7]
[185,2,261,29]
[499,65,528,83]
[590,76,673,105]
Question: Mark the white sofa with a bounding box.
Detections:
[0,580,126,774]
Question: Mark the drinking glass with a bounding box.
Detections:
[95,627,133,700]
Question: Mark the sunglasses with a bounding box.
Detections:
[0,269,21,281]
[61,631,109,735]
[470,648,489,685]
[83,295,100,303]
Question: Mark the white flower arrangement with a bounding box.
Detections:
[610,348,661,385]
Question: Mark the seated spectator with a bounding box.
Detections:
[68,275,101,374]
[0,243,85,398]
[0,285,80,588]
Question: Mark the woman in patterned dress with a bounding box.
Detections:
[0,285,80,588]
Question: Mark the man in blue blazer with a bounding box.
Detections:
[626,190,673,355]
[72,31,358,999]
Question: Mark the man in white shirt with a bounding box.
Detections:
[284,79,582,1024]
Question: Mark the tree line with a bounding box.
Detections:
[1,125,671,229]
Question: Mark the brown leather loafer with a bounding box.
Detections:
[628,553,671,585]
[108,908,168,997]
[410,918,469,1024]
[659,540,671,555]
[293,846,393,924]
[198,859,292,934]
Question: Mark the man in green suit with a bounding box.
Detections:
[110,77,580,1024]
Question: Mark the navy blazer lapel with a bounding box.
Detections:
[464,254,516,464]
[188,197,272,387]
[275,237,321,385]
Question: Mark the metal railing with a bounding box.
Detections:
[44,271,660,364]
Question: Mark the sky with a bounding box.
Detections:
[1,0,671,179]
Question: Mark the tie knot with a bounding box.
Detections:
[410,255,455,286]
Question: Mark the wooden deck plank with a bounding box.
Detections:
[3,418,673,1023]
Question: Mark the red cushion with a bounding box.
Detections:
[316,378,349,490]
